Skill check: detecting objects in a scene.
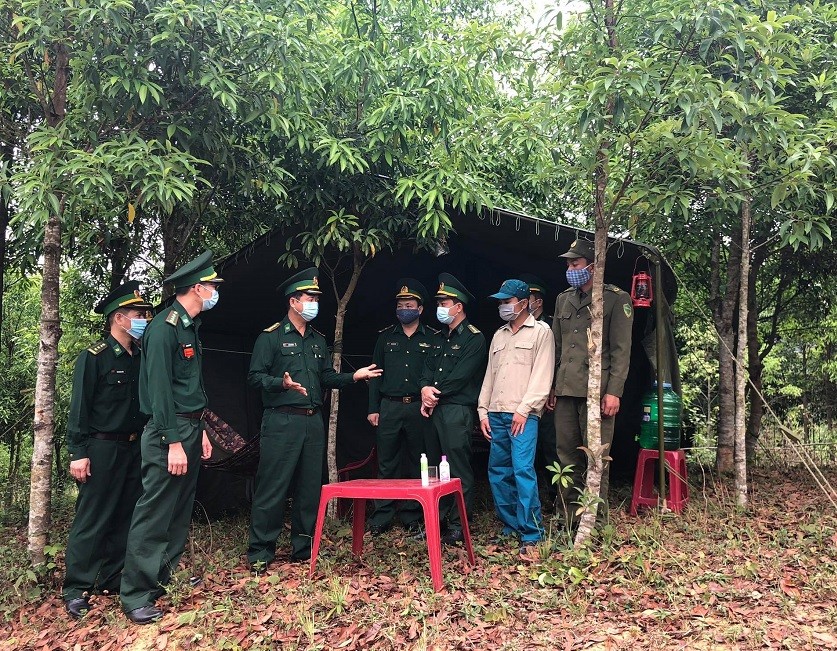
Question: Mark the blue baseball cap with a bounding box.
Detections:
[489,279,530,300]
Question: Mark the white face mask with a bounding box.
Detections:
[498,300,524,322]
[437,305,455,325]
[294,299,319,322]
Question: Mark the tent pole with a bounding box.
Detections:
[654,256,667,509]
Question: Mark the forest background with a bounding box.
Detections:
[0,0,836,647]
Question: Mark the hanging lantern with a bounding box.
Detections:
[631,258,653,308]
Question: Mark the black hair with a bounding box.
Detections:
[288,291,304,307]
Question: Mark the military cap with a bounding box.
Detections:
[489,279,529,300]
[95,280,154,318]
[395,278,429,304]
[559,238,595,261]
[518,273,549,296]
[165,250,225,290]
[435,273,475,304]
[281,267,322,296]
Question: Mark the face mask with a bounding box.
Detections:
[498,301,522,322]
[566,264,592,289]
[294,300,319,322]
[396,308,421,324]
[436,306,455,325]
[125,318,148,340]
[201,288,219,311]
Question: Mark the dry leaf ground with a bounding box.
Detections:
[1,466,835,650]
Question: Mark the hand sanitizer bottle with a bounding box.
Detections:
[420,453,429,487]
[439,455,451,482]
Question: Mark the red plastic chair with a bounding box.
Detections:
[309,478,475,592]
[630,448,689,515]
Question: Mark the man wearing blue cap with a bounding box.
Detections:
[120,250,219,624]
[479,280,555,552]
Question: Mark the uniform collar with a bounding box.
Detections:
[396,321,426,335]
[501,313,536,332]
[452,319,469,336]
[572,290,591,308]
[106,334,128,357]
[172,299,199,328]
[281,315,309,337]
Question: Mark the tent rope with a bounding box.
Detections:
[668,263,837,511]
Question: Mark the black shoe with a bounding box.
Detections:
[404,521,424,533]
[519,540,539,555]
[188,576,203,588]
[290,550,311,563]
[65,597,90,619]
[368,522,392,536]
[126,605,163,625]
[441,528,464,546]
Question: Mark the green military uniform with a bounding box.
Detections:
[62,282,152,607]
[551,240,633,520]
[120,251,223,614]
[367,279,441,531]
[420,274,487,531]
[247,267,357,564]
[519,273,559,508]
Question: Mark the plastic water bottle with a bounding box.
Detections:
[439,455,451,482]
[420,453,429,486]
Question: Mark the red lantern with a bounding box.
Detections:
[631,257,653,308]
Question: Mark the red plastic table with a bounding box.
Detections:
[308,478,475,592]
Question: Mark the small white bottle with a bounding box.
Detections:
[420,453,429,487]
[439,455,451,482]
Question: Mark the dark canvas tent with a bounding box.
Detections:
[195,209,679,514]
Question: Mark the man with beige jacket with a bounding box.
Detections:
[479,279,555,550]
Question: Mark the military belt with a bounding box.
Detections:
[89,431,139,442]
[383,395,420,404]
[176,411,205,420]
[271,406,320,416]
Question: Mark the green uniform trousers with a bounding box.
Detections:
[554,396,615,521]
[426,403,474,529]
[369,400,428,528]
[247,410,324,564]
[120,417,202,612]
[62,438,142,600]
[536,407,558,501]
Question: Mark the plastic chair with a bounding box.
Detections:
[629,448,689,515]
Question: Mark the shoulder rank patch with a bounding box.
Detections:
[87,341,108,355]
[605,284,622,293]
[467,324,480,334]
[165,310,180,326]
[264,322,281,333]
[378,324,395,333]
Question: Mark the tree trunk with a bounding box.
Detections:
[0,143,12,327]
[325,247,366,516]
[710,227,741,474]
[28,207,63,565]
[745,243,764,463]
[27,39,69,567]
[734,197,751,508]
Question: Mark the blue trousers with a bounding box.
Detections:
[487,412,542,542]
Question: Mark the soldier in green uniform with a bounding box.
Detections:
[62,281,153,619]
[550,240,633,523]
[518,273,559,511]
[247,267,382,568]
[366,279,440,536]
[120,251,219,624]
[419,273,487,545]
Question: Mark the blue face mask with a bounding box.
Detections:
[566,264,592,289]
[436,306,455,325]
[396,308,421,324]
[295,300,319,322]
[126,318,148,340]
[201,288,219,312]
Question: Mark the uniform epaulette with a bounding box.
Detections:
[535,319,551,330]
[560,287,574,294]
[164,310,180,326]
[378,324,395,333]
[428,326,441,335]
[87,340,108,355]
[605,284,622,293]
[310,327,325,338]
[467,324,480,334]
[264,322,282,333]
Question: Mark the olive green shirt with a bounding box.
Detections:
[139,300,207,444]
[248,317,355,409]
[419,319,487,407]
[67,335,146,461]
[368,322,441,413]
[552,284,634,398]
